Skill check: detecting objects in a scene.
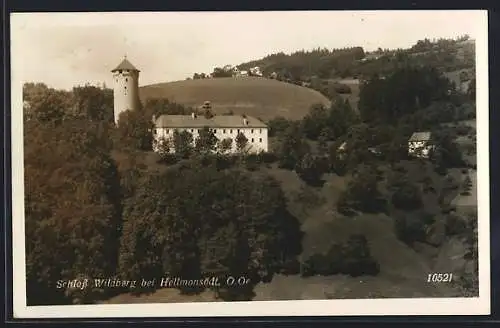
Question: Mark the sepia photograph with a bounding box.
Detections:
[10,10,490,318]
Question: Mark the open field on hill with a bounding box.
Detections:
[139,77,331,121]
[321,78,361,111]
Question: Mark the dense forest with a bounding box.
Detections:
[23,36,478,304]
[236,35,474,81]
[192,35,475,102]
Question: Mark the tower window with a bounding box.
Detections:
[251,129,254,133]
[118,70,122,74]
[259,138,262,142]
[251,138,254,142]
[125,78,128,82]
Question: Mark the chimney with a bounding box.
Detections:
[152,114,156,123]
[192,112,196,119]
[243,118,248,126]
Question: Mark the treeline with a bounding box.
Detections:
[236,36,474,86]
[190,67,263,80]
[239,47,365,81]
[23,82,114,122]
[409,35,471,54]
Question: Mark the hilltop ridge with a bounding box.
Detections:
[139,77,331,121]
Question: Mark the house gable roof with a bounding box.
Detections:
[409,131,432,142]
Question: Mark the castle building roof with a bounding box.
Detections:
[154,115,267,129]
[111,57,140,72]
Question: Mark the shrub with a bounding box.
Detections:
[463,175,473,189]
[341,235,380,276]
[337,192,356,216]
[337,167,387,214]
[292,186,325,210]
[391,181,423,210]
[455,125,470,136]
[445,214,468,236]
[245,161,259,171]
[434,164,447,176]
[302,235,379,277]
[295,152,324,186]
[423,185,436,194]
[394,164,407,173]
[258,151,278,164]
[333,83,352,94]
[466,112,476,120]
[280,258,301,275]
[245,153,261,166]
[394,212,434,245]
[268,116,293,137]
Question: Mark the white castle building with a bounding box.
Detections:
[111,57,269,154]
[152,113,269,154]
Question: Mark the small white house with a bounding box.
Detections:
[249,66,263,77]
[408,131,434,158]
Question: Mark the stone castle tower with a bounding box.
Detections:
[111,56,140,124]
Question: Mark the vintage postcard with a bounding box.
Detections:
[10,10,490,318]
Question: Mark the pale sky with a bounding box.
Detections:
[11,10,486,90]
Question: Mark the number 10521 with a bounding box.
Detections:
[427,273,453,283]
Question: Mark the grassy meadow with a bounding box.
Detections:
[139,77,331,121]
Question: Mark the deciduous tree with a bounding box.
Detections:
[115,110,154,151]
[173,130,194,159]
[236,132,249,153]
[196,127,218,154]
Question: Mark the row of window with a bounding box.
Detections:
[222,128,263,134]
[160,128,263,134]
[154,130,263,143]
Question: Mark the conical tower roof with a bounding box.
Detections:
[111,57,140,72]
